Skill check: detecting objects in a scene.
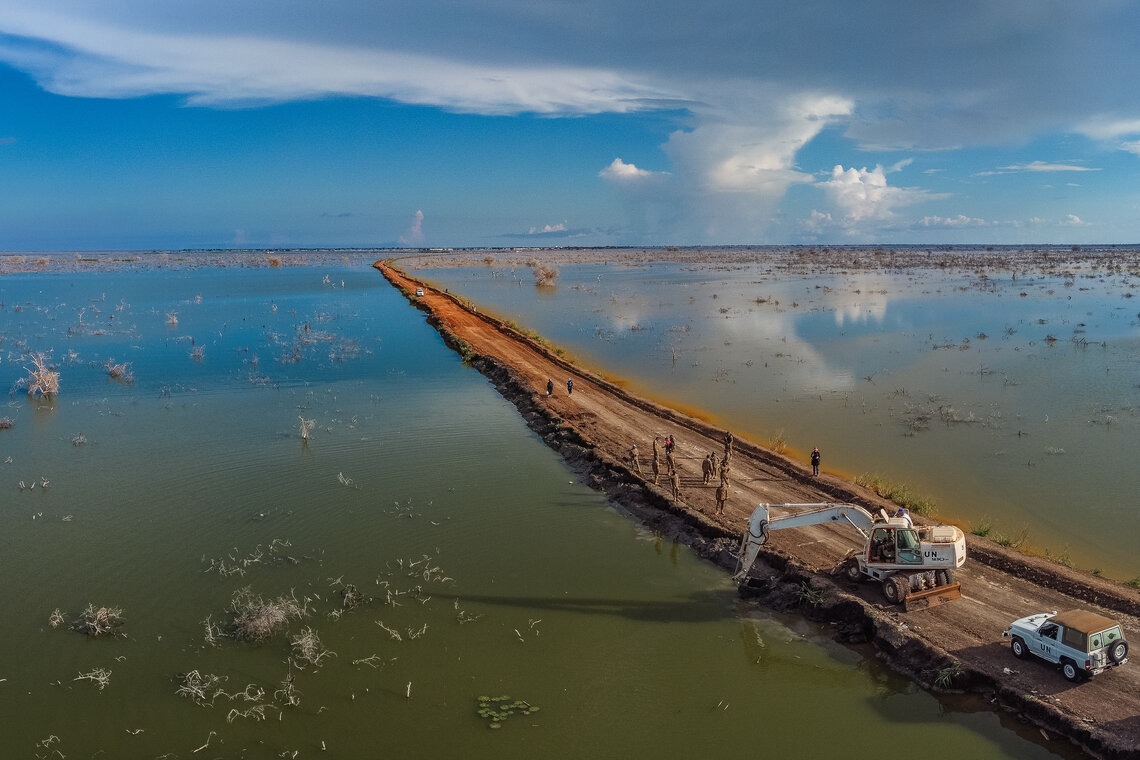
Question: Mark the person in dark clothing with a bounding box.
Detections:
[810,446,821,476]
[546,378,554,396]
[567,378,574,395]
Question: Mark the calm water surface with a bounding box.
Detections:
[419,259,1140,579]
[0,257,1085,758]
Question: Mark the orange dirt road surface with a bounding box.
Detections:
[377,260,1140,759]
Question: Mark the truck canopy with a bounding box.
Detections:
[1052,609,1119,635]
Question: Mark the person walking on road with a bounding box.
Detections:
[811,446,821,477]
[567,378,574,395]
[629,444,641,473]
[546,378,554,396]
[670,468,683,503]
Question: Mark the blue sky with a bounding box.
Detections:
[1,1,1139,250]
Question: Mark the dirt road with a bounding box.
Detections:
[377,261,1140,759]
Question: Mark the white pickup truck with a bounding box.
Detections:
[1003,609,1129,682]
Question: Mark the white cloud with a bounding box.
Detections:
[975,160,1101,177]
[1063,213,1087,226]
[0,7,676,114]
[399,209,424,244]
[886,158,914,173]
[1076,117,1140,140]
[598,158,667,182]
[528,222,567,234]
[820,164,940,225]
[1005,161,1100,172]
[919,214,987,227]
[664,93,852,194]
[1120,140,1140,156]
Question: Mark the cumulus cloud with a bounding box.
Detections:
[819,164,940,225]
[1120,141,1140,156]
[399,209,424,245]
[528,222,567,234]
[637,90,853,241]
[1063,213,1087,226]
[598,158,667,183]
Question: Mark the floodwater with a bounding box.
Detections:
[417,255,1140,580]
[0,254,1087,758]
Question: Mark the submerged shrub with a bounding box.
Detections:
[70,604,125,637]
[229,586,306,643]
[18,352,60,397]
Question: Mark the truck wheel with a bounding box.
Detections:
[1108,640,1129,664]
[844,557,863,582]
[934,569,953,587]
[1010,636,1029,660]
[882,576,908,604]
[1061,659,1086,682]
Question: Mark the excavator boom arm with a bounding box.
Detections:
[733,503,878,582]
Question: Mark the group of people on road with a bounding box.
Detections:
[627,430,733,516]
[541,373,824,519]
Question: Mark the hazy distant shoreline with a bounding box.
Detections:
[4,244,1140,277]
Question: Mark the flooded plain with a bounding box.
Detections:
[413,249,1140,580]
[0,253,1095,758]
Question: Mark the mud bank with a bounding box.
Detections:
[382,261,1140,760]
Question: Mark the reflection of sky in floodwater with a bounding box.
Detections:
[424,262,1140,579]
[0,258,1076,759]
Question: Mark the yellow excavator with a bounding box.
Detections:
[734,503,966,610]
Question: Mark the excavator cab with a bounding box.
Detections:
[868,525,923,566]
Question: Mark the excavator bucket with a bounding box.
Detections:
[904,582,961,611]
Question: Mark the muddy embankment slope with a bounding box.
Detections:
[376,260,1140,760]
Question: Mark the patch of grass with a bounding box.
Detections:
[795,581,826,607]
[1043,546,1073,568]
[770,429,788,455]
[991,529,1029,550]
[854,473,936,516]
[1125,578,1140,589]
[933,662,962,689]
[506,320,567,357]
[970,519,993,538]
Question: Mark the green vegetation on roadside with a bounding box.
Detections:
[854,473,936,516]
[505,319,567,357]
